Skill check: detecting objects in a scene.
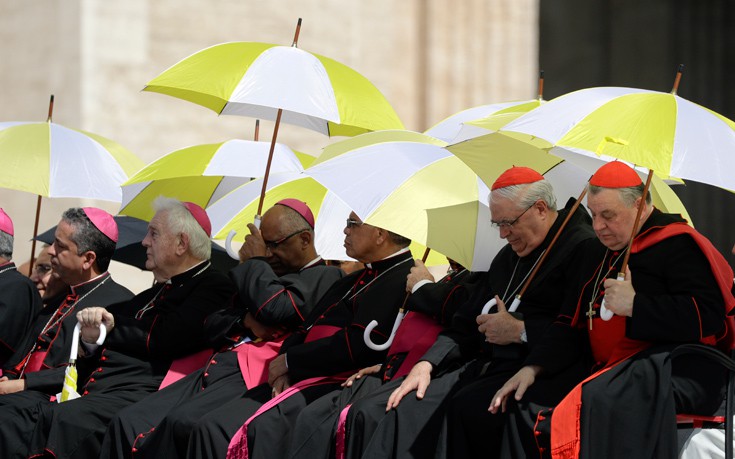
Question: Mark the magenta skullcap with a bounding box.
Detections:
[276,199,315,228]
[82,207,118,242]
[183,202,212,237]
[0,208,13,236]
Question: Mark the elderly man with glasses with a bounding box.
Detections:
[334,166,596,459]
[101,199,345,459]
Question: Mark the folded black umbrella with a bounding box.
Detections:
[36,216,238,273]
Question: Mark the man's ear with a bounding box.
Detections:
[374,227,387,246]
[298,230,313,248]
[81,250,97,271]
[177,232,190,256]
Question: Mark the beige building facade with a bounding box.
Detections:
[0,0,539,290]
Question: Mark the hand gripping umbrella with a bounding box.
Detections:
[58,322,107,403]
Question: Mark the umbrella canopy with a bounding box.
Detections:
[119,139,305,221]
[304,133,497,271]
[500,86,735,190]
[0,121,144,202]
[448,132,693,224]
[425,99,544,144]
[36,216,237,273]
[144,42,404,137]
[206,171,448,266]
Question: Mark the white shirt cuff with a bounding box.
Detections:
[411,279,434,294]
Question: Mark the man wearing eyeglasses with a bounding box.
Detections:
[29,245,67,304]
[337,167,595,459]
[126,212,415,459]
[0,208,43,366]
[100,199,344,459]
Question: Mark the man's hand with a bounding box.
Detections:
[77,307,115,343]
[386,361,433,411]
[242,313,285,341]
[603,268,636,317]
[238,223,268,262]
[271,374,291,397]
[0,377,25,395]
[489,365,541,414]
[476,296,524,345]
[268,354,289,386]
[342,364,382,388]
[406,260,434,293]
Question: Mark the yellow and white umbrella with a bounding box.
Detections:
[500,85,735,190]
[119,139,304,221]
[58,322,106,403]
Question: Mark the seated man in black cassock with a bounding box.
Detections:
[100,199,344,459]
[491,161,735,458]
[0,207,42,365]
[339,166,595,459]
[143,212,415,459]
[0,208,132,399]
[284,257,484,459]
[28,244,68,306]
[0,198,235,459]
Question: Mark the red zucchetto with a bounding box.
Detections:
[589,161,643,188]
[491,166,544,191]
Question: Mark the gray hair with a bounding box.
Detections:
[61,208,116,272]
[387,230,411,248]
[490,179,558,212]
[152,197,211,261]
[588,183,652,206]
[0,230,12,260]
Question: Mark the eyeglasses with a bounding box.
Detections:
[263,229,309,250]
[345,218,364,229]
[490,203,535,230]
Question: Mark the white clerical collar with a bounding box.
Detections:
[300,256,323,271]
[365,247,411,269]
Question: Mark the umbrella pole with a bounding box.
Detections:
[671,64,684,95]
[481,187,588,315]
[255,108,283,220]
[254,119,260,141]
[537,70,545,101]
[28,195,43,276]
[599,169,654,320]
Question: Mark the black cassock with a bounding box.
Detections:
[1,273,133,395]
[100,258,343,459]
[0,262,43,365]
[523,210,734,459]
[0,261,234,459]
[344,199,596,459]
[143,251,415,459]
[283,268,483,459]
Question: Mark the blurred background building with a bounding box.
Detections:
[0,0,733,291]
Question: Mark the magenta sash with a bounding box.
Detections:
[159,349,213,390]
[387,312,443,378]
[235,337,286,389]
[305,324,342,343]
[227,375,347,459]
[335,403,353,459]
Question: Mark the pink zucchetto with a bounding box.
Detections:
[183,202,212,237]
[276,199,315,228]
[0,208,13,236]
[82,207,118,242]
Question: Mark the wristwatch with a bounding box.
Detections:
[520,328,528,343]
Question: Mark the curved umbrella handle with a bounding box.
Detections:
[70,322,107,361]
[224,215,263,261]
[599,273,624,321]
[363,311,405,351]
[480,298,497,315]
[481,296,522,315]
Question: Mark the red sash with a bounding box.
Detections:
[24,351,50,374]
[551,222,735,458]
[304,325,342,343]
